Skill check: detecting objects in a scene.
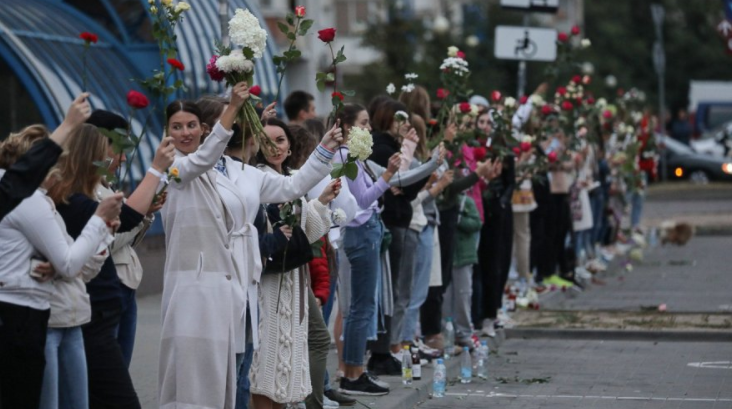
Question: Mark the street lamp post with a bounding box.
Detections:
[651,4,667,182]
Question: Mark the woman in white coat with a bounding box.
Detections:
[158,83,250,409]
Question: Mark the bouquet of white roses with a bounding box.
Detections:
[209,8,275,157]
[332,126,372,180]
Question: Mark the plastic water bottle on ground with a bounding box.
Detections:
[432,358,446,397]
[477,341,489,380]
[401,345,412,385]
[444,318,455,359]
[460,346,472,383]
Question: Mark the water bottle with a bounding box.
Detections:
[444,318,455,359]
[477,341,489,380]
[401,345,413,385]
[432,358,446,397]
[411,347,422,381]
[460,346,472,383]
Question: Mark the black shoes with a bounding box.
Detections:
[338,373,389,396]
[366,355,401,377]
[325,389,357,406]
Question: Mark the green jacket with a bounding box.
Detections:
[454,194,482,267]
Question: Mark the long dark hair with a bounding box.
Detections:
[371,99,409,135]
[256,117,295,174]
[166,100,203,129]
[336,103,366,136]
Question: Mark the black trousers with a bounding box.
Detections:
[419,207,459,337]
[530,177,551,279]
[0,301,50,409]
[83,300,141,409]
[545,193,575,279]
[478,196,514,321]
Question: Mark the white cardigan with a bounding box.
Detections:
[0,172,112,311]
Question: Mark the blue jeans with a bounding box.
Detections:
[39,327,88,409]
[590,190,605,247]
[400,224,434,342]
[342,213,383,366]
[235,343,254,409]
[115,284,137,368]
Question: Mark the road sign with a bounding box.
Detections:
[500,0,559,12]
[494,26,557,61]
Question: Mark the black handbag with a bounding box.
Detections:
[263,204,314,274]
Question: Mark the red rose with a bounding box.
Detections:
[602,110,613,119]
[572,75,581,84]
[512,147,521,156]
[318,28,336,43]
[473,147,487,161]
[436,88,450,100]
[490,90,502,102]
[332,91,344,101]
[571,25,580,36]
[519,95,528,105]
[556,86,567,96]
[459,102,471,113]
[295,6,306,17]
[547,151,558,163]
[456,51,466,59]
[428,119,438,126]
[167,58,185,71]
[206,55,225,82]
[250,85,262,96]
[587,97,596,105]
[541,105,554,115]
[558,32,569,43]
[79,32,98,44]
[126,90,149,109]
[561,100,574,111]
[520,141,532,152]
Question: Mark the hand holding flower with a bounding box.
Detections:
[321,120,344,151]
[318,178,341,205]
[62,93,92,129]
[152,137,176,173]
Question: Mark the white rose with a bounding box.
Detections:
[174,2,190,13]
[530,94,545,106]
[470,104,480,117]
[332,208,347,225]
[581,38,591,48]
[447,46,459,57]
[596,98,607,109]
[504,97,517,108]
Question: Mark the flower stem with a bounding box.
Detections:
[274,18,302,104]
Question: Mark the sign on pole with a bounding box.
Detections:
[494,26,557,61]
[500,0,559,12]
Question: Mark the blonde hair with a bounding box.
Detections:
[410,114,429,161]
[0,125,49,169]
[398,85,431,121]
[46,124,108,204]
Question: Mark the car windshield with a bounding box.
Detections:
[661,135,694,154]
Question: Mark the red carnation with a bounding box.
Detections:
[79,32,98,44]
[459,102,471,113]
[547,151,558,163]
[512,147,521,156]
[318,28,336,43]
[428,119,438,126]
[571,25,580,36]
[556,86,567,96]
[519,95,528,105]
[437,88,450,100]
[295,6,306,17]
[332,91,344,101]
[541,105,554,115]
[250,85,262,96]
[561,100,574,111]
[602,109,613,119]
[520,141,532,152]
[587,97,595,105]
[490,90,502,102]
[206,55,225,82]
[167,58,185,71]
[126,90,149,109]
[558,32,569,43]
[572,75,581,84]
[473,147,487,161]
[456,51,466,59]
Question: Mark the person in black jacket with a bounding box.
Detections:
[46,122,175,409]
[0,93,90,222]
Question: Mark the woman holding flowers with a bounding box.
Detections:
[157,83,249,409]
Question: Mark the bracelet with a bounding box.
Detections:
[147,167,164,179]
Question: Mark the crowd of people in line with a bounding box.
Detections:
[0,78,653,409]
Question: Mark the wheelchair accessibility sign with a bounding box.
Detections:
[494,26,557,62]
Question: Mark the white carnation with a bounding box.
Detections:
[504,97,517,108]
[530,94,545,106]
[228,8,268,59]
[404,73,419,80]
[469,104,480,117]
[581,38,591,48]
[174,2,190,13]
[439,57,470,76]
[386,83,396,95]
[447,46,459,57]
[332,208,347,225]
[215,50,254,73]
[401,83,415,93]
[626,126,635,135]
[596,98,607,109]
[347,126,373,161]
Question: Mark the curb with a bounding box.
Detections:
[696,225,732,236]
[505,328,732,342]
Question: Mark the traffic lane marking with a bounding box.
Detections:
[442,392,732,402]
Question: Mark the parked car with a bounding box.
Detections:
[661,135,732,183]
[691,120,732,158]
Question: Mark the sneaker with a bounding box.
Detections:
[323,396,340,409]
[416,339,442,360]
[575,266,592,281]
[365,372,390,389]
[325,389,356,407]
[544,275,574,289]
[367,355,401,377]
[481,319,496,337]
[339,373,389,396]
[423,334,444,354]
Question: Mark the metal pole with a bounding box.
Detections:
[517,14,529,96]
[219,0,229,46]
[651,4,667,181]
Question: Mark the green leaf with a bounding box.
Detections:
[277,21,290,35]
[335,46,347,64]
[298,19,314,36]
[330,163,344,179]
[332,95,344,106]
[344,162,359,180]
[242,48,254,60]
[272,55,283,65]
[166,49,176,59]
[284,49,301,60]
[286,14,294,26]
[341,90,356,97]
[174,79,184,88]
[286,32,296,41]
[316,79,326,93]
[316,72,327,80]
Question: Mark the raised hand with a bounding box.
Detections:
[321,119,344,151]
[152,137,176,172]
[260,102,277,121]
[229,82,250,109]
[318,178,342,205]
[95,192,123,224]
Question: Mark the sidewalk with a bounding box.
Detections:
[644,182,732,235]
